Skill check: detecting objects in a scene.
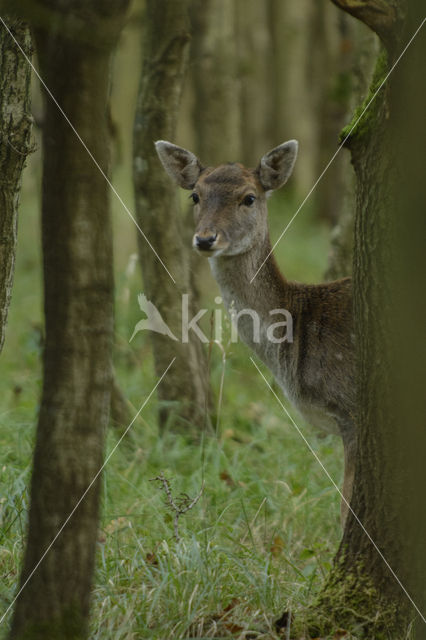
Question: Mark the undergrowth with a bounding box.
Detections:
[0,172,347,638]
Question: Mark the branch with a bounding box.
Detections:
[1,0,130,49]
[330,0,400,50]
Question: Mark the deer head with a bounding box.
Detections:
[155,140,298,257]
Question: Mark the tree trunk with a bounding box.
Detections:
[325,17,379,280]
[313,3,347,227]
[189,0,240,165]
[133,0,211,436]
[235,0,271,166]
[8,2,129,638]
[0,18,32,355]
[268,0,319,195]
[391,4,426,628]
[302,1,426,637]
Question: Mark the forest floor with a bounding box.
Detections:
[0,168,346,639]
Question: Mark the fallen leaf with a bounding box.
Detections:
[220,471,235,487]
[222,428,235,439]
[222,597,240,613]
[223,621,244,633]
[146,552,158,565]
[104,516,128,535]
[271,535,285,556]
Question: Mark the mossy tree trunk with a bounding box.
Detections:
[0,18,32,355]
[8,2,129,638]
[133,0,211,436]
[303,1,426,637]
[325,17,379,280]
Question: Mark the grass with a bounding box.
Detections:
[0,159,345,638]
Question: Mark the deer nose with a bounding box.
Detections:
[195,233,217,251]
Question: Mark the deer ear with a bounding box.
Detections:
[257,140,298,191]
[155,141,203,190]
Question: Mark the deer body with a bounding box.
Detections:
[209,249,355,438]
[156,140,357,517]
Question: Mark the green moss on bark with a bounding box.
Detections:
[291,558,410,639]
[340,48,389,145]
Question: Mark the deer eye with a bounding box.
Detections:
[190,192,200,204]
[242,194,256,207]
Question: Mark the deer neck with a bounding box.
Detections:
[208,235,292,323]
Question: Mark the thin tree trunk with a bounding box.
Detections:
[0,18,32,355]
[189,0,240,165]
[133,0,211,435]
[268,0,318,195]
[235,0,271,165]
[302,1,425,636]
[8,2,129,638]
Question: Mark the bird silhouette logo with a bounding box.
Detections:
[130,294,178,342]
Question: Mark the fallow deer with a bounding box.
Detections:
[155,140,356,520]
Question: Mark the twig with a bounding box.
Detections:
[285,608,291,640]
[213,339,227,436]
[151,472,204,541]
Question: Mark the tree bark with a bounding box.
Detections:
[133,0,211,436]
[268,0,319,195]
[235,0,271,166]
[314,5,359,228]
[325,17,379,279]
[330,0,401,51]
[0,18,32,355]
[391,5,426,629]
[189,0,241,165]
[302,1,426,637]
[8,2,129,638]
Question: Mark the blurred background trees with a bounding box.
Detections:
[111,0,378,257]
[133,0,211,435]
